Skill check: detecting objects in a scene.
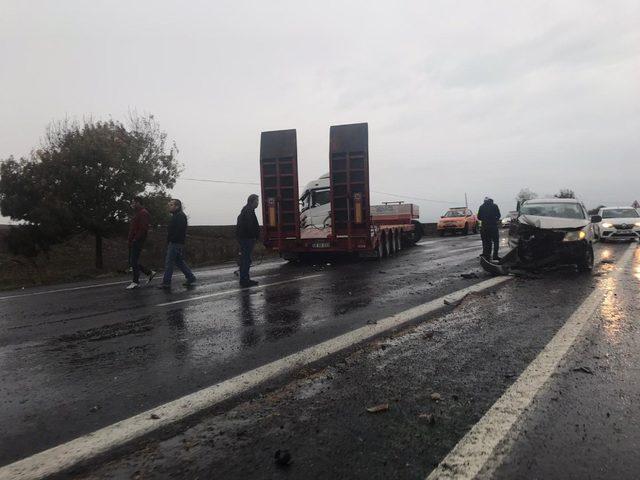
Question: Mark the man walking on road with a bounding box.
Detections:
[126,196,156,289]
[236,194,261,287]
[158,199,196,289]
[478,196,501,260]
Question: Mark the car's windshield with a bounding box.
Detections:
[443,210,465,218]
[602,208,639,219]
[520,202,585,219]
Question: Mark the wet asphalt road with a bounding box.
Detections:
[3,236,639,480]
[1,233,488,466]
[69,241,639,480]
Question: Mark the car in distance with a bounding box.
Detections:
[594,206,640,242]
[437,207,478,235]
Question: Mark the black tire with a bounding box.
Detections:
[439,230,445,237]
[463,223,469,235]
[473,223,478,234]
[411,220,423,243]
[577,245,594,273]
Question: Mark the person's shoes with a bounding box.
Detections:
[146,270,157,284]
[157,284,171,290]
[240,280,259,288]
[493,256,501,262]
[183,279,197,287]
[126,282,139,290]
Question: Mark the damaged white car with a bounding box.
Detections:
[481,198,599,275]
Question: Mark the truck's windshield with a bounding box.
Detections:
[312,188,330,206]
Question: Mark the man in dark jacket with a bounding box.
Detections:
[477,197,501,260]
[126,196,156,289]
[159,199,196,289]
[236,194,260,287]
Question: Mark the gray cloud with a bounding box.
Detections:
[1,0,639,225]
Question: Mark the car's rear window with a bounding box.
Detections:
[520,203,585,219]
[602,208,639,219]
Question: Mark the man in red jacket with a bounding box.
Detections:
[126,196,156,289]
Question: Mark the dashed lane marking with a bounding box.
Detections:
[0,275,512,480]
[155,274,325,307]
[426,243,637,480]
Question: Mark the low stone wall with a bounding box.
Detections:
[0,222,438,289]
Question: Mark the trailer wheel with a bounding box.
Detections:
[411,220,424,243]
[376,237,384,259]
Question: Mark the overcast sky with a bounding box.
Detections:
[1,0,638,224]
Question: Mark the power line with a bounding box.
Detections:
[370,190,456,204]
[183,178,259,186]
[182,177,456,204]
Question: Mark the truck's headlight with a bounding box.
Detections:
[602,222,613,228]
[563,230,587,242]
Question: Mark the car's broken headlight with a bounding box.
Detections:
[563,230,587,242]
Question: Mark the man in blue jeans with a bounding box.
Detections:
[236,194,261,287]
[158,198,196,289]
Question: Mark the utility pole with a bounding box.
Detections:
[464,192,468,208]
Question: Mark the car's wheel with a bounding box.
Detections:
[439,230,445,237]
[577,245,594,273]
[462,223,469,235]
[473,223,478,234]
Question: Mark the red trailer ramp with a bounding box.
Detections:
[259,129,300,252]
[329,123,372,252]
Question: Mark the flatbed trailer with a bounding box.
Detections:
[259,123,422,260]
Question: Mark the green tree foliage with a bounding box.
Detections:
[0,114,181,268]
[554,189,576,199]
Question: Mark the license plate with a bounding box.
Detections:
[312,242,331,249]
[617,230,632,234]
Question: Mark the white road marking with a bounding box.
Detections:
[155,274,324,307]
[0,276,512,480]
[0,280,130,301]
[426,243,636,480]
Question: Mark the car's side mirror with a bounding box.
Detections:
[591,215,602,223]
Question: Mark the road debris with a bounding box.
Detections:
[150,413,160,420]
[430,392,442,401]
[418,413,436,424]
[274,449,292,467]
[366,403,390,413]
[572,366,594,375]
[444,297,462,306]
[460,272,479,279]
[89,405,100,413]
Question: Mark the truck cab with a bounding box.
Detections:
[299,173,332,238]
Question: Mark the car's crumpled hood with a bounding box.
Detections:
[518,214,588,230]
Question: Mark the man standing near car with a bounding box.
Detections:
[158,199,196,289]
[126,196,156,289]
[478,197,501,260]
[236,194,260,287]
